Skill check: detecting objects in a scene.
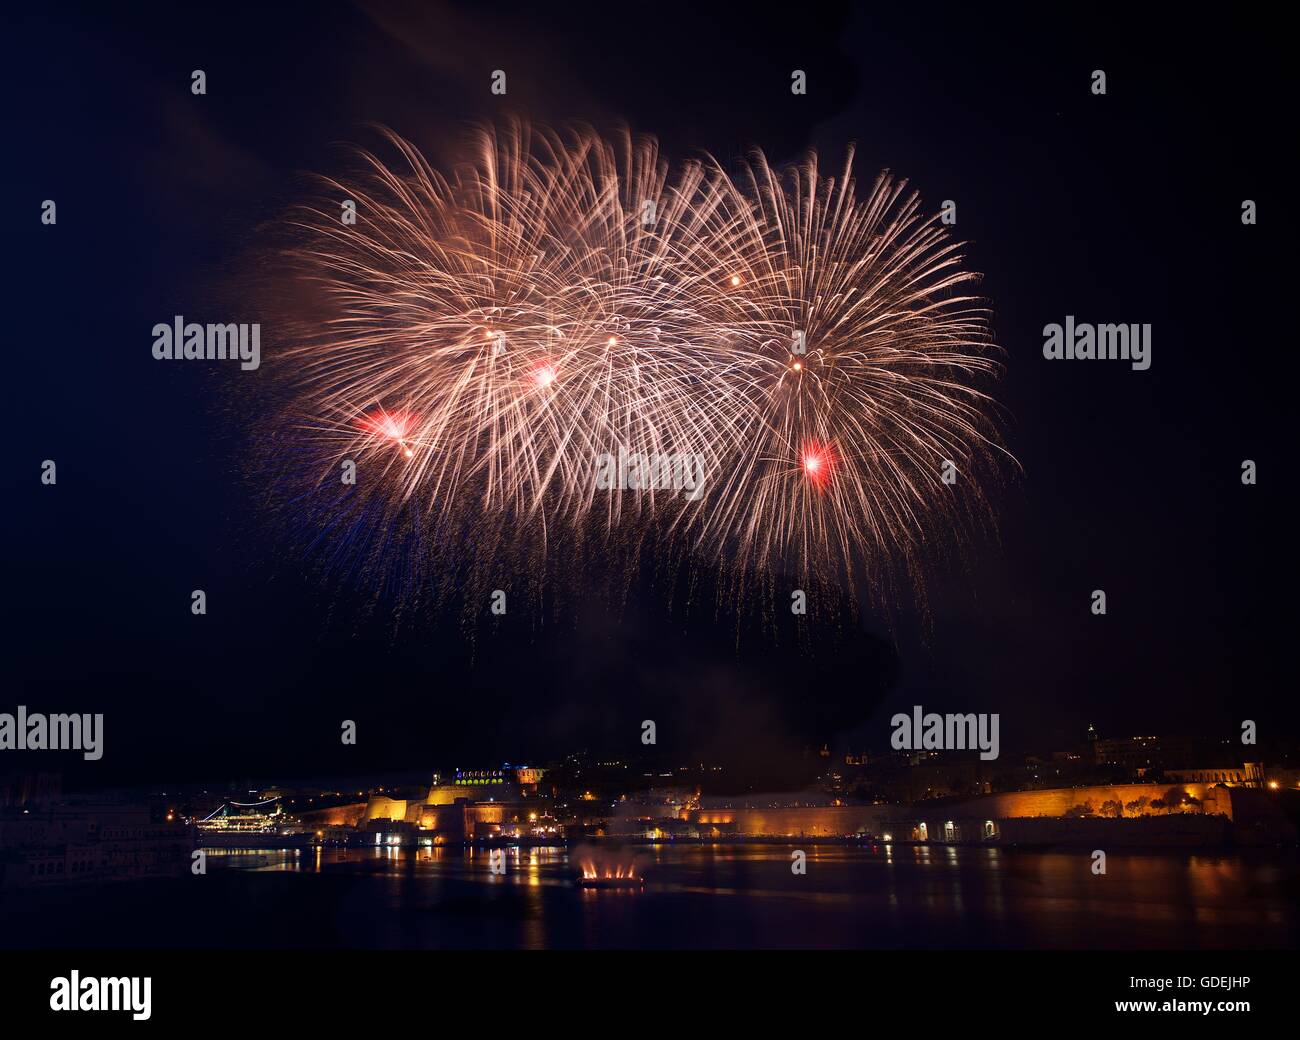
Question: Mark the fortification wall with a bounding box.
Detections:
[942,783,1228,821]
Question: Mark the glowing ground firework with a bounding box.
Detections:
[266,121,1010,622]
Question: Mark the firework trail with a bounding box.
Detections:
[265,121,1009,621]
[688,148,1007,602]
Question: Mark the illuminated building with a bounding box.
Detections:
[425,767,540,805]
[1164,763,1264,787]
[1091,734,1196,771]
[298,767,553,843]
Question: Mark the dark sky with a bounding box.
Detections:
[2,2,1290,789]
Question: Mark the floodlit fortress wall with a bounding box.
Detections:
[688,784,1229,838]
[692,805,893,837]
[953,783,1227,820]
[291,782,1296,847]
[297,802,367,827]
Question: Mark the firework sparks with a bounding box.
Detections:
[360,408,417,458]
[267,121,1010,619]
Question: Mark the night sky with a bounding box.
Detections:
[4,3,1290,789]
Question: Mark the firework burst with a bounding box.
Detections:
[683,148,1009,604]
[262,121,1010,624]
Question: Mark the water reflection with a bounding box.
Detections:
[87,844,1300,949]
